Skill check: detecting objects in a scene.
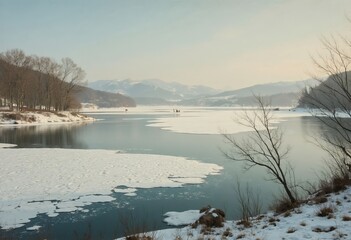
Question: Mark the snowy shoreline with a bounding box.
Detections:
[0,110,95,126]
[117,187,351,240]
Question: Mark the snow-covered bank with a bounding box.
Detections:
[119,186,351,240]
[0,146,222,230]
[0,111,94,126]
[0,143,17,148]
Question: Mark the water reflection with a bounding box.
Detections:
[0,123,89,148]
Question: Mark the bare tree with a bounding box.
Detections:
[58,58,85,111]
[223,96,297,204]
[34,57,62,111]
[29,55,48,110]
[0,49,31,111]
[234,180,262,226]
[299,33,351,179]
[0,49,85,112]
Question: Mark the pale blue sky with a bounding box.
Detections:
[1,0,350,89]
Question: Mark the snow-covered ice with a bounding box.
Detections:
[81,106,312,135]
[163,210,203,226]
[147,108,310,135]
[114,187,138,196]
[81,106,174,115]
[26,225,41,231]
[0,146,222,230]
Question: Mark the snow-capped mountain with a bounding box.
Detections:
[88,79,220,104]
[88,78,319,106]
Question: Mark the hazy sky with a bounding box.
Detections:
[1,0,351,89]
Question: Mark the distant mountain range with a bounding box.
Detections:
[88,79,220,103]
[182,79,319,107]
[88,78,319,107]
[214,79,318,98]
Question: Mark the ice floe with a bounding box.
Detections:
[0,143,17,148]
[147,108,310,134]
[0,147,222,230]
[163,210,203,226]
[26,225,41,231]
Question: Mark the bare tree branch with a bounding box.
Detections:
[222,96,297,203]
[299,32,351,179]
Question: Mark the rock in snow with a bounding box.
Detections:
[121,187,351,240]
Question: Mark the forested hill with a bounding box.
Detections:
[298,71,351,109]
[75,86,136,108]
[0,51,136,110]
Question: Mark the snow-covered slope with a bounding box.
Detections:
[119,186,351,239]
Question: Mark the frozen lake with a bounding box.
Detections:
[0,107,327,239]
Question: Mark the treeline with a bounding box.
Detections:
[0,49,85,111]
[298,71,351,110]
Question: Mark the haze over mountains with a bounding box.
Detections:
[88,79,220,104]
[88,79,318,107]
